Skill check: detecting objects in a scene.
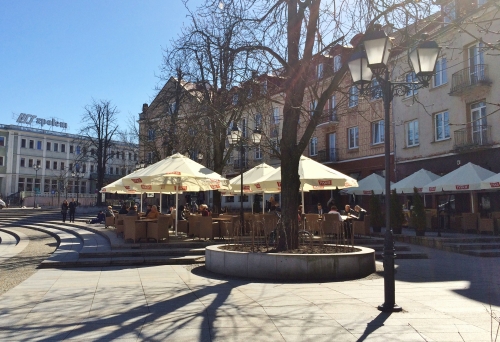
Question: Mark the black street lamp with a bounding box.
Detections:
[71,164,85,206]
[33,164,40,208]
[227,122,262,234]
[348,25,440,313]
[135,161,146,170]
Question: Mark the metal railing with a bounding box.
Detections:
[454,124,492,149]
[450,64,490,95]
[317,148,339,162]
[233,159,249,170]
[317,109,339,125]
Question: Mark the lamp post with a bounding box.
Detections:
[33,164,40,208]
[71,164,85,206]
[227,122,262,234]
[135,161,146,170]
[348,25,440,313]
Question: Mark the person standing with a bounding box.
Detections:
[61,200,69,223]
[68,198,77,223]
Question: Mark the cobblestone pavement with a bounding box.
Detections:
[0,228,56,295]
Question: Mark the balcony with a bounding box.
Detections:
[453,124,492,150]
[317,109,339,126]
[316,148,339,163]
[449,64,491,96]
[233,159,249,170]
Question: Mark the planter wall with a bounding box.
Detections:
[205,245,376,281]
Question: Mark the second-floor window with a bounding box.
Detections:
[434,57,448,87]
[76,146,81,155]
[309,101,317,116]
[255,146,262,160]
[317,63,323,79]
[406,72,418,97]
[61,144,66,152]
[372,120,385,144]
[371,79,382,100]
[46,142,51,151]
[349,86,359,107]
[330,95,337,120]
[21,139,26,148]
[272,107,280,124]
[309,137,318,156]
[148,129,155,141]
[54,143,58,152]
[37,141,42,150]
[348,127,359,149]
[255,113,262,128]
[407,120,419,147]
[333,55,342,72]
[435,111,450,141]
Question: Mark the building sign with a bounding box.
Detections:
[16,113,68,129]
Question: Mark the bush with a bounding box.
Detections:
[411,187,426,234]
[390,189,404,232]
[369,191,384,230]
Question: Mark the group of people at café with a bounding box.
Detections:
[86,203,161,224]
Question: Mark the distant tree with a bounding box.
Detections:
[78,99,119,206]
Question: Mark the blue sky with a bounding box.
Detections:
[0,0,202,134]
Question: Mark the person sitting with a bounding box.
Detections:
[200,204,211,217]
[127,205,138,216]
[146,205,160,219]
[177,204,186,220]
[88,211,105,224]
[343,204,356,216]
[327,205,343,221]
[145,204,152,217]
[317,203,324,216]
[298,205,303,222]
[105,206,115,218]
[118,204,129,214]
[354,205,367,221]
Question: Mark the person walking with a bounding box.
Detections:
[68,198,77,223]
[61,200,69,223]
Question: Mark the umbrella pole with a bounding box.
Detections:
[301,190,305,214]
[160,190,162,213]
[140,192,143,213]
[175,187,179,236]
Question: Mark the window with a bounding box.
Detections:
[18,178,25,192]
[333,55,342,72]
[371,79,382,100]
[348,127,359,149]
[328,133,337,161]
[45,160,50,169]
[225,196,235,203]
[330,96,337,120]
[471,101,487,144]
[0,137,4,146]
[147,152,153,164]
[272,108,280,124]
[69,145,74,153]
[349,86,359,107]
[309,137,318,156]
[255,113,262,129]
[255,146,262,160]
[317,63,324,79]
[407,120,419,147]
[406,72,418,96]
[469,42,485,84]
[148,129,155,141]
[372,120,385,144]
[21,139,26,148]
[309,101,317,116]
[46,142,51,151]
[435,111,450,141]
[128,152,132,160]
[134,154,138,161]
[28,159,34,167]
[69,163,73,171]
[29,140,34,149]
[53,161,58,170]
[90,165,94,173]
[434,58,448,87]
[169,102,177,114]
[261,81,267,94]
[53,143,58,152]
[36,159,41,167]
[232,94,238,105]
[110,167,113,175]
[60,162,64,170]
[115,167,119,175]
[76,146,81,155]
[82,164,86,173]
[0,156,3,166]
[37,141,42,150]
[61,144,66,153]
[20,158,25,167]
[443,1,456,24]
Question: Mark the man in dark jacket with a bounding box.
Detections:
[68,198,77,223]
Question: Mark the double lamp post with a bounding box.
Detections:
[71,164,85,206]
[227,122,261,234]
[347,24,440,312]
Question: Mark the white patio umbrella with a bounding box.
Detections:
[422,162,496,213]
[391,169,440,194]
[480,172,500,190]
[343,173,391,195]
[122,153,229,234]
[252,156,358,213]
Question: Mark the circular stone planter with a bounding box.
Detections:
[205,244,376,281]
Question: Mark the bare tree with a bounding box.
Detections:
[78,99,119,206]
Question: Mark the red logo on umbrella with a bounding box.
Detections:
[318,180,332,186]
[141,184,152,190]
[255,183,261,189]
[165,171,181,175]
[429,187,436,192]
[456,185,469,190]
[363,190,372,195]
[131,178,142,183]
[490,182,500,188]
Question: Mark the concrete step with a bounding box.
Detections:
[442,242,500,251]
[79,247,206,258]
[375,251,428,260]
[460,249,500,257]
[360,244,411,252]
[40,255,205,268]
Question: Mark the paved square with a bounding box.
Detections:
[0,244,499,341]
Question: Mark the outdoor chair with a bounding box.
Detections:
[115,214,126,238]
[252,214,265,237]
[147,214,171,242]
[322,214,342,244]
[123,216,146,243]
[105,216,115,229]
[461,213,479,233]
[199,216,221,240]
[353,215,371,236]
[219,215,238,238]
[188,215,202,239]
[176,220,189,235]
[479,218,494,235]
[244,212,254,235]
[263,213,278,237]
[425,210,438,231]
[304,214,320,235]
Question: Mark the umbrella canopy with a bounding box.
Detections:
[343,173,392,195]
[228,163,277,193]
[391,169,440,194]
[422,162,496,193]
[100,177,138,194]
[252,155,358,192]
[122,153,229,192]
[481,173,500,190]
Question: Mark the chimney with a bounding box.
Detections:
[142,103,149,113]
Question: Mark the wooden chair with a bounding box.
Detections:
[244,212,254,235]
[322,214,342,243]
[425,211,438,230]
[304,214,320,235]
[188,215,202,239]
[115,214,126,238]
[105,216,115,228]
[252,214,265,237]
[123,216,146,243]
[219,215,239,238]
[147,214,171,242]
[491,212,500,235]
[263,213,278,237]
[353,215,370,236]
[479,218,494,235]
[461,213,479,233]
[199,216,221,240]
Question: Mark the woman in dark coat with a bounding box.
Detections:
[61,200,69,223]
